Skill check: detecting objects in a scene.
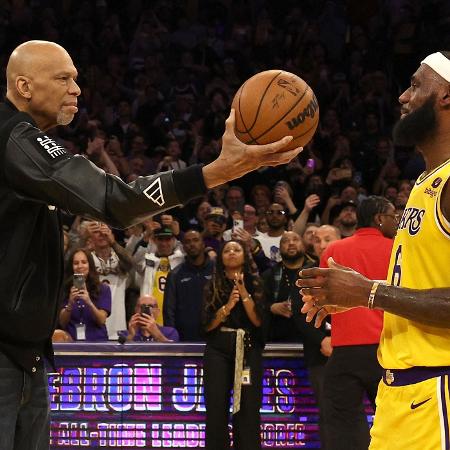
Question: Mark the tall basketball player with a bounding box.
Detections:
[298,51,450,449]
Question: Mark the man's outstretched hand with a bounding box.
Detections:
[202,109,303,188]
[297,257,374,327]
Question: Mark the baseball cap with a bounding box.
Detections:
[338,200,358,213]
[153,226,174,238]
[206,207,226,219]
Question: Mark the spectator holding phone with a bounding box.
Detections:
[124,294,179,342]
[59,248,111,341]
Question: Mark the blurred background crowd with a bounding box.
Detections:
[1,0,449,344]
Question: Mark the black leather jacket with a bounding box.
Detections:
[0,101,206,372]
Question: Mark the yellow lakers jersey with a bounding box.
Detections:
[379,160,450,369]
[152,257,169,326]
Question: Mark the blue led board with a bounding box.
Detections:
[49,343,370,448]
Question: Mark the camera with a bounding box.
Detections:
[73,274,85,290]
[141,304,152,316]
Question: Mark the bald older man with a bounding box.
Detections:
[0,40,300,450]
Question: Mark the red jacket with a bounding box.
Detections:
[320,228,393,347]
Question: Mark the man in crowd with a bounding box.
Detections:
[258,203,289,262]
[317,196,396,450]
[88,221,134,339]
[164,230,214,341]
[138,227,184,325]
[0,40,298,449]
[312,225,341,259]
[124,294,179,342]
[262,231,331,448]
[202,207,227,253]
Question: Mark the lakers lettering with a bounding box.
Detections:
[398,207,425,236]
[285,96,319,130]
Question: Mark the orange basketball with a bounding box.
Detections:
[231,70,319,150]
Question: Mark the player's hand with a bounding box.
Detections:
[202,109,303,188]
[301,294,349,328]
[296,257,373,309]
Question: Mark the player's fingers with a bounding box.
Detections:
[297,277,326,288]
[327,257,353,272]
[264,147,304,166]
[300,288,325,301]
[298,267,329,280]
[314,308,330,328]
[224,108,236,132]
[248,135,294,154]
[305,306,319,323]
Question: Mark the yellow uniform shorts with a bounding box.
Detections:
[370,369,450,450]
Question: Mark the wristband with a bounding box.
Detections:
[368,282,379,309]
[242,294,252,303]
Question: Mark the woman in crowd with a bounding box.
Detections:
[59,248,111,341]
[202,240,266,450]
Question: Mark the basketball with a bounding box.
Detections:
[231,70,319,150]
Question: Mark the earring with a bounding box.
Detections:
[379,223,382,227]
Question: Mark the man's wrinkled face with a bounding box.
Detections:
[28,47,81,129]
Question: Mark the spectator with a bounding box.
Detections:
[164,230,214,341]
[224,185,245,217]
[138,226,184,324]
[202,240,266,450]
[258,203,289,262]
[202,207,227,253]
[250,184,272,215]
[319,196,397,450]
[59,248,111,341]
[313,225,341,259]
[123,294,179,342]
[332,200,358,237]
[88,221,134,340]
[262,231,330,449]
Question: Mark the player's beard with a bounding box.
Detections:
[56,109,75,126]
[393,95,438,147]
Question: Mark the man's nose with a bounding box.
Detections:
[69,79,81,96]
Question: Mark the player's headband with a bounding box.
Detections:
[421,52,450,82]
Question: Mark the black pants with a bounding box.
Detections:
[203,332,263,450]
[323,344,382,450]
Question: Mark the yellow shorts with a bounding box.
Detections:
[370,369,450,450]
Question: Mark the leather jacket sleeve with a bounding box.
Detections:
[3,121,206,228]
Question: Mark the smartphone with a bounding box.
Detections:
[233,219,244,231]
[141,304,152,316]
[306,158,315,170]
[73,274,85,290]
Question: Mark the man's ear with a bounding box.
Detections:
[16,76,32,99]
[440,84,450,106]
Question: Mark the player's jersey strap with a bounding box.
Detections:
[435,184,450,238]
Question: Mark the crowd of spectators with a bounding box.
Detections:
[3,0,447,343]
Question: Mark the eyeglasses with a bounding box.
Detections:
[266,210,287,216]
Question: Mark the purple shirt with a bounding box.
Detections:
[63,283,111,341]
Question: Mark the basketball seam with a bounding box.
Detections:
[245,121,318,145]
[236,82,258,143]
[246,87,312,144]
[241,71,284,133]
